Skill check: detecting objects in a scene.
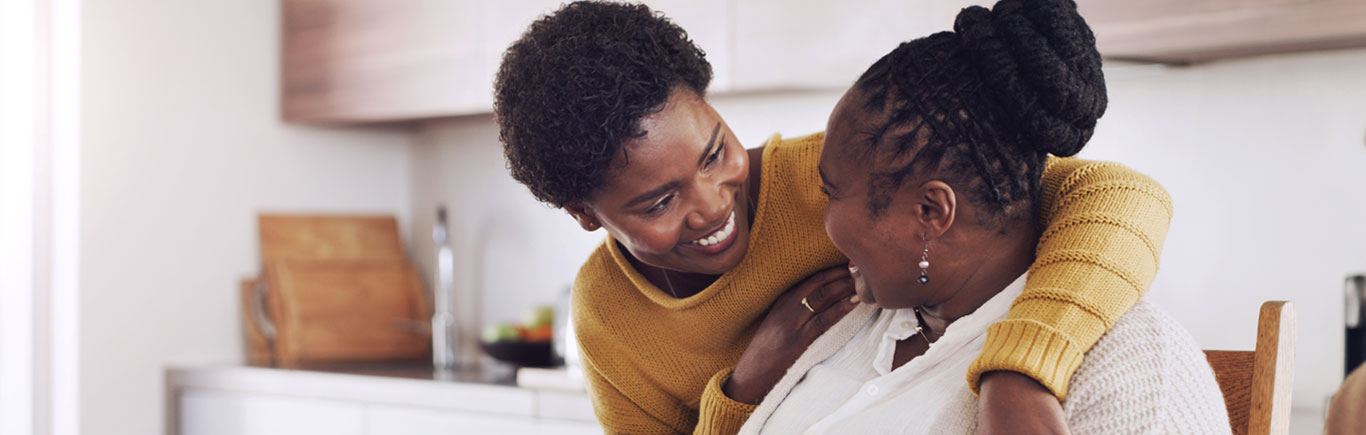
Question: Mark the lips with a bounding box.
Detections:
[688,210,736,247]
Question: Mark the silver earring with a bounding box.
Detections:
[918,235,931,284]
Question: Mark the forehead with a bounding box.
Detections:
[821,89,879,181]
[822,87,926,181]
[593,90,719,201]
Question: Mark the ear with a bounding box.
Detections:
[564,203,603,232]
[914,180,956,239]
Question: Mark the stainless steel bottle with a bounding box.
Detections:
[433,206,457,373]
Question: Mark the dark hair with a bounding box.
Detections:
[494,1,713,207]
[850,0,1106,227]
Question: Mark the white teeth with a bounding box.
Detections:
[690,211,736,247]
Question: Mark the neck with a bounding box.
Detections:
[624,163,761,299]
[917,222,1039,335]
[620,244,720,298]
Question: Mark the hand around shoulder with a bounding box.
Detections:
[975,371,1069,435]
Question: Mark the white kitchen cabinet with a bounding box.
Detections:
[179,390,365,435]
[366,405,601,435]
[644,0,735,93]
[169,365,599,435]
[731,0,932,91]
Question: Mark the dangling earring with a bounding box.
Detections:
[918,234,931,284]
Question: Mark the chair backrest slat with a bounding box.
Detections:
[1204,350,1255,433]
[1202,301,1296,435]
[1249,301,1296,435]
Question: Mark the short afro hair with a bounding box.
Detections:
[494,1,713,208]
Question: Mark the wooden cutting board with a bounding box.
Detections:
[248,214,430,368]
[258,214,405,262]
[264,258,429,367]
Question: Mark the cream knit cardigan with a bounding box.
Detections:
[739,298,1232,434]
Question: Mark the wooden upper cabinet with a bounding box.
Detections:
[281,0,731,124]
[1080,0,1366,63]
[282,1,571,123]
[283,0,486,123]
[282,0,1366,124]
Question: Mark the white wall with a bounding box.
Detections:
[1082,49,1366,412]
[411,49,1366,426]
[80,1,415,434]
[408,117,603,331]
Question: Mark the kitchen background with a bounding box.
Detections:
[4,0,1365,434]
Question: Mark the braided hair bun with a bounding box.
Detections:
[954,0,1106,157]
[848,0,1108,224]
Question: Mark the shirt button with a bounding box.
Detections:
[866,385,880,396]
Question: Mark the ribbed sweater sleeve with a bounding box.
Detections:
[965,158,1174,399]
[694,368,758,435]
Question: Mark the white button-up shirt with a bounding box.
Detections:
[754,273,1028,435]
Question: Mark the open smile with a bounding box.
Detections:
[680,209,738,255]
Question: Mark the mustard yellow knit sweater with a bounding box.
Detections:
[571,132,1172,434]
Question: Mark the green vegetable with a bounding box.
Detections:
[482,323,519,343]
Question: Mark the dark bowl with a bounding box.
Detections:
[481,340,557,367]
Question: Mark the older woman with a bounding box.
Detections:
[738,0,1229,433]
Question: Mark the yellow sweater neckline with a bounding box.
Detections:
[603,134,784,311]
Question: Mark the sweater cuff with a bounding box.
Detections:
[966,319,1088,401]
[694,367,757,435]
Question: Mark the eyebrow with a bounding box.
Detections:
[696,123,723,167]
[623,123,724,209]
[625,180,684,208]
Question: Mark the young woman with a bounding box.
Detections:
[738,0,1229,432]
[493,2,1173,433]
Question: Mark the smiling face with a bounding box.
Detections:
[567,87,752,276]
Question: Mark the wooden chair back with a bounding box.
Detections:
[1203,301,1297,435]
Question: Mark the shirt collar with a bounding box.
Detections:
[872,272,1029,375]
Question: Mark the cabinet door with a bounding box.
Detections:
[282,0,490,123]
[645,0,735,93]
[481,0,734,94]
[1078,0,1366,62]
[732,0,968,91]
[179,389,365,435]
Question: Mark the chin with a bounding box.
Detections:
[867,284,915,309]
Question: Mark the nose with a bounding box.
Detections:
[685,178,732,230]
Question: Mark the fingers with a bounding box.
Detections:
[804,293,858,337]
[799,266,853,291]
[783,266,851,305]
[802,275,855,313]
